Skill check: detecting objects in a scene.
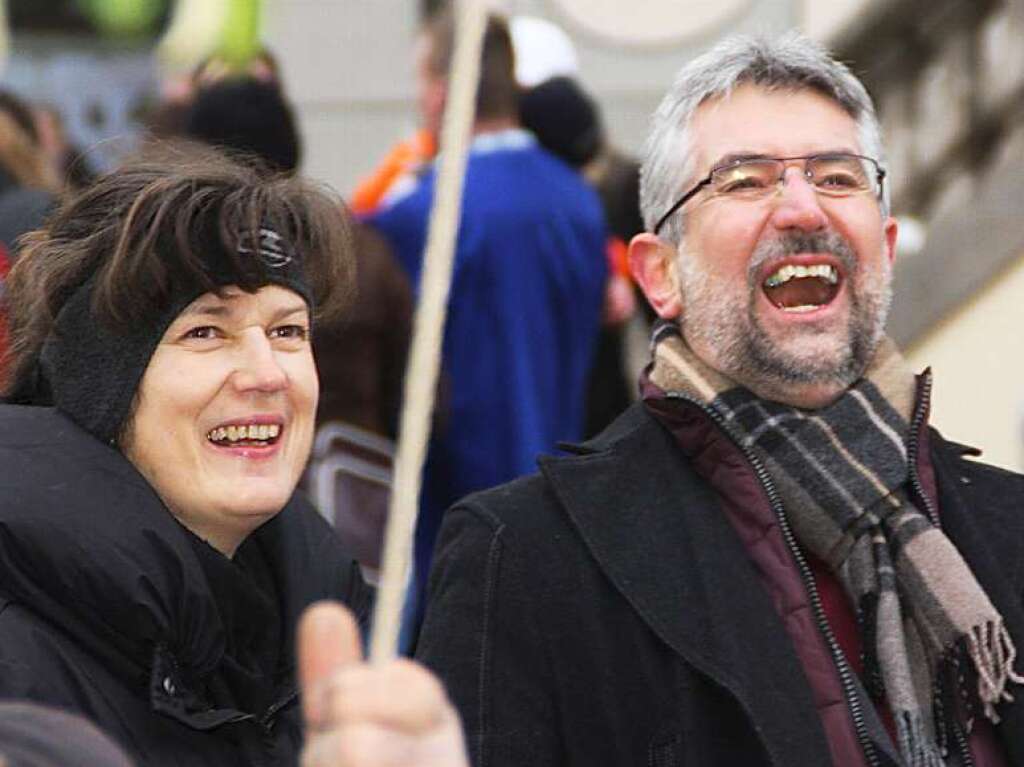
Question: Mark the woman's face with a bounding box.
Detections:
[123,285,318,556]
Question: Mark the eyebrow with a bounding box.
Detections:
[707,148,860,172]
[182,297,309,322]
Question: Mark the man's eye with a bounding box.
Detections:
[718,175,770,194]
[817,172,861,189]
[270,324,309,341]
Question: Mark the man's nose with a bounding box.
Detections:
[232,333,288,393]
[767,167,828,232]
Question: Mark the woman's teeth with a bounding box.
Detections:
[207,424,281,443]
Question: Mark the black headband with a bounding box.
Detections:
[38,227,313,446]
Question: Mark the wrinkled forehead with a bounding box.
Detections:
[170,284,310,326]
[689,84,863,174]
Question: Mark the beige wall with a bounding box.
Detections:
[801,0,873,40]
[905,253,1024,472]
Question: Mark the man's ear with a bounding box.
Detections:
[883,215,898,265]
[629,233,683,319]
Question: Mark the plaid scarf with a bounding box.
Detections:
[649,321,1022,767]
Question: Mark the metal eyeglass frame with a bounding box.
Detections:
[651,153,886,236]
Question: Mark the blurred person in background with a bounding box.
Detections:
[0,90,59,259]
[0,90,61,389]
[0,145,371,766]
[184,75,302,174]
[519,74,644,437]
[366,8,606,646]
[32,103,97,193]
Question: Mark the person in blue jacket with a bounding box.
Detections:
[366,8,606,643]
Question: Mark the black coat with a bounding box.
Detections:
[416,404,1024,766]
[0,405,373,766]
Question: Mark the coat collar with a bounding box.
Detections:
[928,433,1024,749]
[540,404,833,766]
[0,405,344,684]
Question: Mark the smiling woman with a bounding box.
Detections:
[0,143,370,766]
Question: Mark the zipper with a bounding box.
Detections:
[908,375,976,767]
[259,688,298,729]
[666,393,882,767]
[905,373,940,527]
[951,719,974,767]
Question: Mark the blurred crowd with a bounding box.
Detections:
[0,7,647,764]
[0,9,641,639]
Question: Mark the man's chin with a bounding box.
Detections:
[746,375,852,410]
[737,337,864,409]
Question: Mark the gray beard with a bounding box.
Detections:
[677,230,893,395]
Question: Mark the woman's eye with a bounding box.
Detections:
[270,324,309,341]
[181,326,221,341]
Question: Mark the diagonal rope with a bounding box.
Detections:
[369,0,488,663]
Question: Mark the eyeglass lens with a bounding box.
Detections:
[712,155,873,197]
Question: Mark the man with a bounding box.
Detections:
[415,33,1024,766]
[366,11,606,630]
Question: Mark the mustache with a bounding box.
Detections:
[747,231,857,286]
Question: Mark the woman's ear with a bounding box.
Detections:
[628,233,682,319]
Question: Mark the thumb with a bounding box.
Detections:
[297,600,362,728]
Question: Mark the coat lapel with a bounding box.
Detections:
[540,405,833,766]
[930,433,1024,758]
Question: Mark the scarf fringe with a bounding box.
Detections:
[968,619,1024,723]
[896,711,946,767]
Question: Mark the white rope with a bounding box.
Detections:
[369,0,488,663]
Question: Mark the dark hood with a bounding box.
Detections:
[0,404,369,687]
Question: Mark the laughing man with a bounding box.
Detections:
[415,33,1024,766]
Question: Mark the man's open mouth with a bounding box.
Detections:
[762,263,840,313]
[206,423,282,447]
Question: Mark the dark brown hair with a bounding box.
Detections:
[1,141,355,396]
[423,9,518,122]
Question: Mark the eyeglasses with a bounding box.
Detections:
[651,152,886,235]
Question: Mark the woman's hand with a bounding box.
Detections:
[298,602,469,767]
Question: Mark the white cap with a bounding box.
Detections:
[509,16,579,88]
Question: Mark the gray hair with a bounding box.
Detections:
[640,32,889,244]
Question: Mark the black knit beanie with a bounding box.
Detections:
[37,226,313,446]
[519,75,602,169]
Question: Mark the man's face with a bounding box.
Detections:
[661,84,897,408]
[414,34,445,137]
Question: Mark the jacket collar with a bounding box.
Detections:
[928,432,1024,746]
[0,406,325,685]
[541,403,833,766]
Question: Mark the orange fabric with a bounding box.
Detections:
[350,130,437,215]
[605,236,631,280]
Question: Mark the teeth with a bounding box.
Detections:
[207,423,283,443]
[781,304,820,313]
[763,263,838,288]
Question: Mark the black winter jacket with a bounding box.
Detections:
[0,405,373,766]
[416,404,1024,766]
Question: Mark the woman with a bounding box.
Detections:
[0,144,372,766]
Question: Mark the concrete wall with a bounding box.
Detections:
[905,253,1024,472]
